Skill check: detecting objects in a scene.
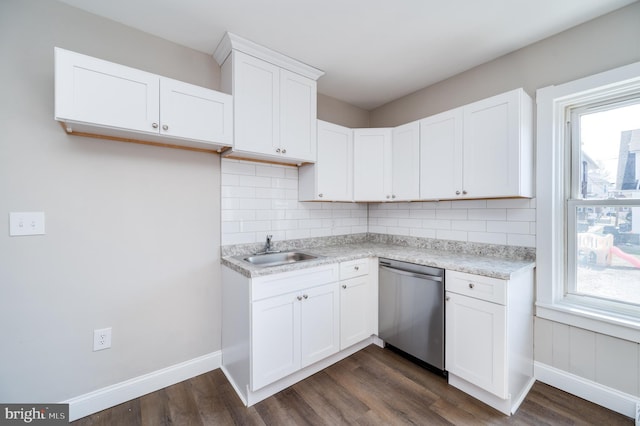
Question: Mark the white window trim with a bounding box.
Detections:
[536,60,640,343]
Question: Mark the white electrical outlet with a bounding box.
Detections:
[93,327,112,351]
[9,212,45,236]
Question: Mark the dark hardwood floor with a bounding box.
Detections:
[73,345,632,425]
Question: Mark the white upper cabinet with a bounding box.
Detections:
[420,88,532,200]
[299,120,353,201]
[232,51,280,156]
[462,89,533,199]
[54,47,232,150]
[215,33,324,165]
[353,128,393,201]
[420,108,464,200]
[391,121,420,201]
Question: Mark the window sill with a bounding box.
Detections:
[536,301,640,343]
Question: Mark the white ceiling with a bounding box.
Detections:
[58,0,636,110]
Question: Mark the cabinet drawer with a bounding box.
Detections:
[445,270,506,305]
[252,263,339,301]
[340,258,369,280]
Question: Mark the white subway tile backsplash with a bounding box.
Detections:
[468,231,507,245]
[436,230,468,241]
[487,221,530,234]
[451,220,486,232]
[221,160,256,175]
[436,209,468,220]
[507,208,536,222]
[221,159,537,249]
[256,165,286,178]
[239,175,272,188]
[451,199,487,209]
[507,234,536,247]
[410,228,436,238]
[468,208,507,221]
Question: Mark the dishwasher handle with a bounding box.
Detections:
[379,265,443,282]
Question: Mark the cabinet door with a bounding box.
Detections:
[462,90,520,198]
[316,121,353,201]
[280,70,317,162]
[160,77,233,145]
[233,51,280,156]
[251,292,300,390]
[445,291,507,398]
[419,108,463,199]
[391,121,420,201]
[340,276,372,349]
[300,283,340,367]
[353,128,392,201]
[55,47,159,135]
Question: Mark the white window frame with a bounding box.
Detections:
[536,60,640,342]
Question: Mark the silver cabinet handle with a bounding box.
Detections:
[462,190,468,195]
[162,124,168,131]
[386,195,390,199]
[303,294,308,299]
[468,283,474,289]
[152,123,158,129]
[282,148,287,154]
[276,148,281,153]
[455,190,461,195]
[392,195,396,199]
[318,193,323,198]
[342,284,347,289]
[354,266,359,271]
[297,296,302,301]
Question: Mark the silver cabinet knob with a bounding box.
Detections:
[303,294,308,300]
[318,193,323,198]
[446,296,450,301]
[152,123,158,129]
[162,124,168,131]
[386,195,390,199]
[354,266,359,271]
[462,190,468,195]
[276,148,281,153]
[282,148,287,154]
[392,195,396,199]
[297,296,302,301]
[468,283,474,289]
[342,284,347,289]
[455,190,461,195]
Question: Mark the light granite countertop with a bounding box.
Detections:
[221,240,535,280]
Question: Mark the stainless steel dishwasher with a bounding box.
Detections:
[378,258,445,374]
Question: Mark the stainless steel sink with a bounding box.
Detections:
[242,251,319,268]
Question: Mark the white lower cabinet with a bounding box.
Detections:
[339,258,376,349]
[445,269,534,415]
[221,260,376,406]
[252,281,339,390]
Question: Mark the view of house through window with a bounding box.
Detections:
[569,100,640,307]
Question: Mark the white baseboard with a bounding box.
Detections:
[534,361,639,419]
[64,351,221,422]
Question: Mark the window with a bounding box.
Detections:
[537,61,640,341]
[567,100,640,312]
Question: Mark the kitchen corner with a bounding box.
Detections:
[220,232,535,414]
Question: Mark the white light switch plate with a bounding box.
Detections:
[9,212,45,236]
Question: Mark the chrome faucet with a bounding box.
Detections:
[264,234,275,253]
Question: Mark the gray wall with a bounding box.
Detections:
[318,93,369,128]
[370,1,640,127]
[0,0,222,402]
